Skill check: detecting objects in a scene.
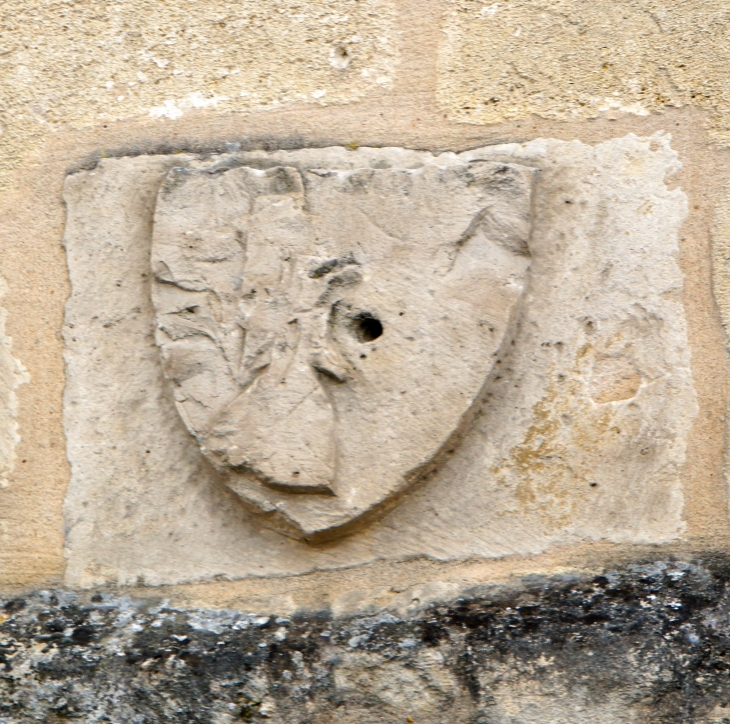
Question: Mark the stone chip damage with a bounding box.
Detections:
[3,558,730,722]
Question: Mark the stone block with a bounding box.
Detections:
[438,0,730,142]
[61,136,695,587]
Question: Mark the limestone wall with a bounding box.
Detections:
[2,1,730,720]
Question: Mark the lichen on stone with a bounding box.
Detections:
[3,558,730,722]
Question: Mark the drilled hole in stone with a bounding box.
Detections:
[354,314,383,342]
[330,45,350,70]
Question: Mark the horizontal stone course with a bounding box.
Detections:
[2,558,730,722]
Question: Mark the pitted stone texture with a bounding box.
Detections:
[150,154,534,539]
[0,275,28,489]
[438,0,730,143]
[0,0,397,190]
[62,137,695,587]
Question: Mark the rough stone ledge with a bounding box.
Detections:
[4,558,730,722]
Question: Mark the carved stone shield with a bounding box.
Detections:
[150,150,534,541]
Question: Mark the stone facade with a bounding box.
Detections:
[2,0,730,721]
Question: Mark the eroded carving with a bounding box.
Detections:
[150,153,535,540]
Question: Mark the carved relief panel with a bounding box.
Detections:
[149,157,533,539]
[61,139,696,587]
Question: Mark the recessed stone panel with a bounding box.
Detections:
[62,136,696,587]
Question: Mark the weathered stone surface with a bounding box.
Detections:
[62,136,695,587]
[150,153,534,539]
[4,0,730,714]
[0,275,28,489]
[710,192,730,535]
[0,0,397,190]
[438,0,730,143]
[3,558,730,722]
